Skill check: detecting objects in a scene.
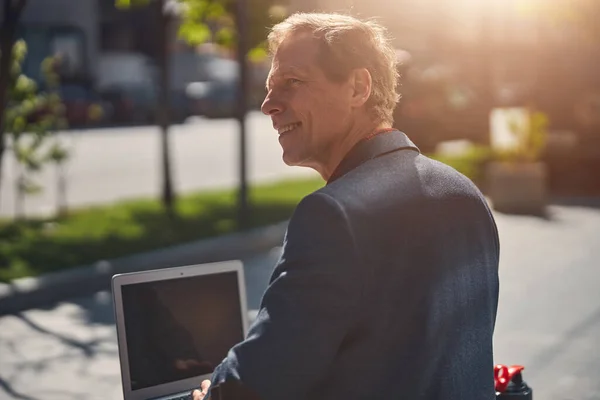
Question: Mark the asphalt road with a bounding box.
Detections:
[1,202,600,400]
[0,113,317,218]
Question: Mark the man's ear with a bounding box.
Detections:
[349,68,372,108]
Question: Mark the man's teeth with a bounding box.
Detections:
[279,123,300,134]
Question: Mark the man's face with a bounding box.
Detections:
[262,32,354,168]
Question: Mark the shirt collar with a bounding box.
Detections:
[327,130,420,185]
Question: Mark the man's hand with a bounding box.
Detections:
[192,380,211,400]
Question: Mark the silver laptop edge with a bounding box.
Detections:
[112,260,249,400]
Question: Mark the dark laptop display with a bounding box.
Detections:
[120,271,244,391]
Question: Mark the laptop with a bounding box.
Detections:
[112,260,249,400]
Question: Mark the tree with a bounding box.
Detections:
[0,0,29,209]
[1,0,70,218]
[117,0,176,216]
[116,0,286,226]
[5,40,67,218]
[117,0,284,52]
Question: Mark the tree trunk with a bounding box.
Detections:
[56,161,67,217]
[235,0,250,229]
[0,0,28,213]
[15,162,24,219]
[157,0,175,216]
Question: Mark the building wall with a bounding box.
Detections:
[20,0,99,79]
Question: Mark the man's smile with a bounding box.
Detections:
[277,122,302,135]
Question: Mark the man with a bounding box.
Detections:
[194,12,499,400]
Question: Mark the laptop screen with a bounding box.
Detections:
[120,271,245,391]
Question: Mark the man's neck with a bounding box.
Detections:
[317,121,392,181]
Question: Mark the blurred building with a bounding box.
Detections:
[287,0,600,155]
[14,0,99,84]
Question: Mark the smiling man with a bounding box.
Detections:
[193,12,500,400]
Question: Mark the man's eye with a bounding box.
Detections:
[287,78,301,85]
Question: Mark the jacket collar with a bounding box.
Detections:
[327,130,420,185]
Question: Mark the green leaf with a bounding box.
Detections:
[46,142,70,163]
[206,2,226,19]
[115,0,131,9]
[182,0,209,20]
[18,177,42,195]
[248,46,268,63]
[215,26,235,47]
[178,21,212,45]
[15,75,37,94]
[13,117,26,133]
[11,40,27,64]
[115,0,152,10]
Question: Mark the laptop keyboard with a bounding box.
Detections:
[170,394,193,400]
[156,392,193,400]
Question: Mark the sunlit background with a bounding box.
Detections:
[0,0,599,399]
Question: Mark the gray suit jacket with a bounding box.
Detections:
[209,130,500,400]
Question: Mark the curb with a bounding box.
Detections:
[0,221,289,316]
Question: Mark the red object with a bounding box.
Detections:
[494,364,525,393]
[363,127,396,141]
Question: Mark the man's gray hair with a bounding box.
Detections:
[267,13,400,125]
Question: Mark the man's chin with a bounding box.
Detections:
[282,155,299,167]
[282,155,318,174]
[281,151,305,167]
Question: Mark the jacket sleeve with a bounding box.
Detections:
[208,192,363,400]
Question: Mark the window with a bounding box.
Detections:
[50,33,85,77]
[18,26,87,84]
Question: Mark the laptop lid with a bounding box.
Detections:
[112,261,249,400]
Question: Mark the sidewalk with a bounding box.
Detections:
[0,248,282,400]
[1,201,600,399]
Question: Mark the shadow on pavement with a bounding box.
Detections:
[550,197,600,210]
[14,312,111,357]
[492,196,600,222]
[0,376,40,400]
[0,248,278,400]
[70,292,117,326]
[0,303,118,400]
[526,305,600,377]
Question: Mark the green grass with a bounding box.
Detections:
[0,177,324,283]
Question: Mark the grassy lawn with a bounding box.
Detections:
[0,177,324,283]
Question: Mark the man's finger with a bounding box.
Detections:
[192,389,203,400]
[201,379,211,393]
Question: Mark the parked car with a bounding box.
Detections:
[190,79,237,119]
[97,52,158,125]
[100,83,157,125]
[59,83,111,128]
[186,55,268,119]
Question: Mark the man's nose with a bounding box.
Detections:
[261,92,283,116]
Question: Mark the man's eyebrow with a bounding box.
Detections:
[271,66,311,78]
[265,66,311,91]
[285,65,310,75]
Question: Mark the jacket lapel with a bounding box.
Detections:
[327,130,420,184]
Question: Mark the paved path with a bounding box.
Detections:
[1,203,600,399]
[0,113,317,218]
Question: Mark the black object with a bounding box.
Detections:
[210,380,262,400]
[496,368,533,399]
